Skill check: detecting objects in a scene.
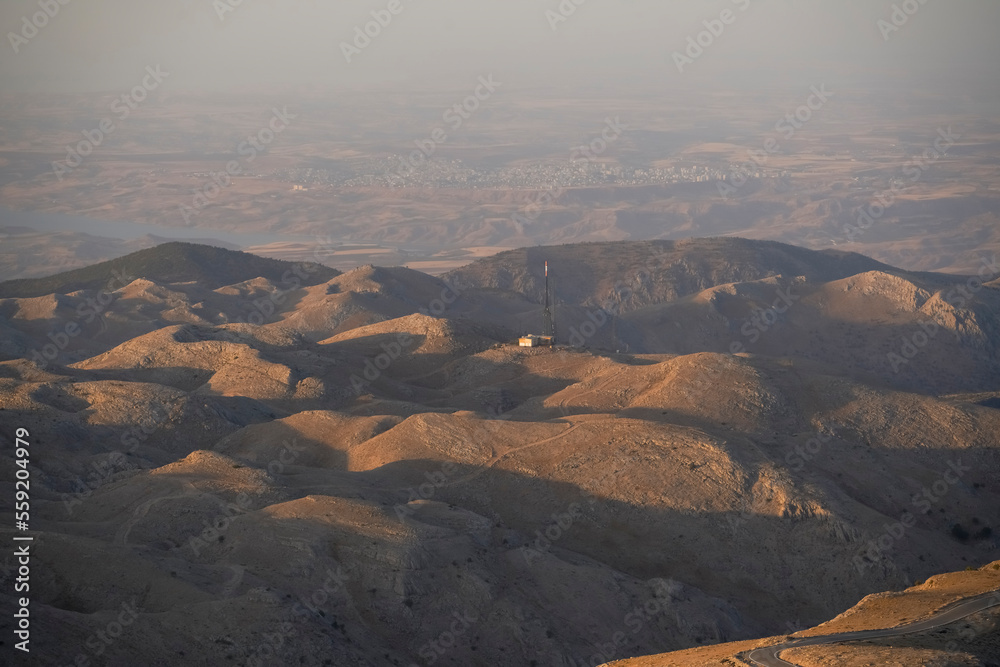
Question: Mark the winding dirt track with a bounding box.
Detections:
[115,489,199,546]
[438,420,588,489]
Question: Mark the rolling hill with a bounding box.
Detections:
[0,239,997,666]
[605,561,1000,666]
[0,241,339,298]
[442,238,925,312]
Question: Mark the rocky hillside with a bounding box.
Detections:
[0,240,997,666]
[0,241,339,298]
[443,238,914,312]
[605,561,1000,666]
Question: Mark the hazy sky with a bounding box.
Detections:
[1,0,998,95]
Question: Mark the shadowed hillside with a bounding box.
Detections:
[606,562,1000,666]
[442,238,930,312]
[0,240,997,666]
[0,241,339,298]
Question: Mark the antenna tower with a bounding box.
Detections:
[542,261,555,341]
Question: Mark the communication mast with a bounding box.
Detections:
[542,261,555,341]
[518,260,556,348]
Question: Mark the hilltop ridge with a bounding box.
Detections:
[0,238,997,666]
[443,238,949,313]
[0,241,339,298]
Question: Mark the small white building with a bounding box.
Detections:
[519,335,554,348]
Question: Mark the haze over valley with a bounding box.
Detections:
[1,1,998,665]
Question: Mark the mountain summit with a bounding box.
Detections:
[0,241,339,298]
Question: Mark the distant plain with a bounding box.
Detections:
[2,86,998,279]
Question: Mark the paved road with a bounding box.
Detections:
[746,590,1000,666]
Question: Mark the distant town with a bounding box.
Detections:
[270,157,786,189]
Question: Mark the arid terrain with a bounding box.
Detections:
[0,239,997,666]
[608,561,1000,666]
[3,86,1000,279]
[3,2,999,664]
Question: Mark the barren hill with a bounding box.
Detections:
[0,239,997,666]
[443,238,911,312]
[605,561,1000,666]
[0,241,339,298]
